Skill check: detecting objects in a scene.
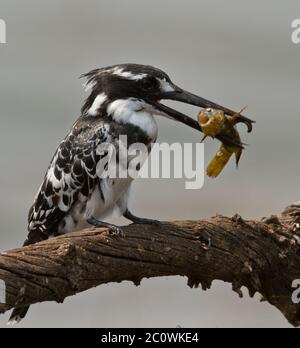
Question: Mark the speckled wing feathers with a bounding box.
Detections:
[25,118,110,245]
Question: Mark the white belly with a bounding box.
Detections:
[58,177,133,234]
[86,177,133,219]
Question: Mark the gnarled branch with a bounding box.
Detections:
[1,203,300,326]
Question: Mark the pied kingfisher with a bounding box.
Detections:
[9,63,253,323]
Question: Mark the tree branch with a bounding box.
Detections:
[1,203,300,326]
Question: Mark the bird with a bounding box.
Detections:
[8,63,254,324]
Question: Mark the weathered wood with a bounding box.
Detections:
[1,202,300,326]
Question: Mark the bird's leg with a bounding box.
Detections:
[87,216,124,237]
[123,209,161,225]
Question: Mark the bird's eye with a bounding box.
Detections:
[206,108,213,113]
[141,77,157,91]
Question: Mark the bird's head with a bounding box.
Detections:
[81,64,254,144]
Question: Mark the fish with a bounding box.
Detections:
[197,107,247,178]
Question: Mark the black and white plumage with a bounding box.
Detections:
[26,65,169,245]
[9,64,253,324]
[26,116,150,244]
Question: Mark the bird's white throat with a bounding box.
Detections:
[107,98,160,140]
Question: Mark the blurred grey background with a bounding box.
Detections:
[0,0,299,328]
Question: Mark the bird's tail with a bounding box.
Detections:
[8,306,30,326]
[7,228,49,325]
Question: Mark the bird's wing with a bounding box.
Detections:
[26,118,111,244]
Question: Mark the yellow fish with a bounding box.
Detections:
[197,107,247,178]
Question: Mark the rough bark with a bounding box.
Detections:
[1,202,300,327]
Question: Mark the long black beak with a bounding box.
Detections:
[151,87,255,148]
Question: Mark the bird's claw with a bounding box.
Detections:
[87,217,125,237]
[109,225,125,238]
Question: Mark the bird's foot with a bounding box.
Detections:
[87,217,125,237]
[123,210,163,226]
[109,225,125,237]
